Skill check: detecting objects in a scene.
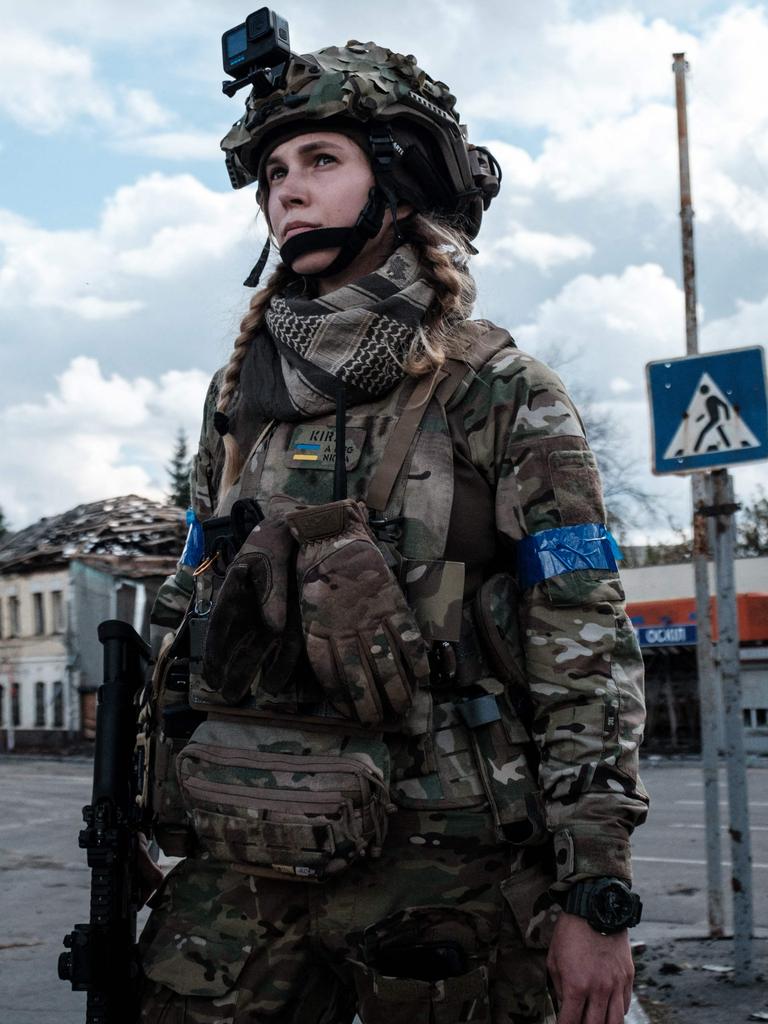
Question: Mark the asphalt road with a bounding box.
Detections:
[632,758,768,939]
[2,754,764,1023]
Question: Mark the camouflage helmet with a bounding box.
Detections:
[220,41,501,242]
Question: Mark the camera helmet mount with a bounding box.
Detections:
[220,15,502,285]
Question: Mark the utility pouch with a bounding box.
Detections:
[456,681,547,847]
[176,718,394,882]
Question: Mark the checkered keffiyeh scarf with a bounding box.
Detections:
[263,245,434,416]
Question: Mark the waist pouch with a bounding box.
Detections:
[176,718,394,882]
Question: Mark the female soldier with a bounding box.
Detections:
[139,37,648,1024]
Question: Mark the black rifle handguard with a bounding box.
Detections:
[59,619,151,1024]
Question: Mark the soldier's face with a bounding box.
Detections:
[264,131,401,288]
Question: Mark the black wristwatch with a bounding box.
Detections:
[563,877,642,934]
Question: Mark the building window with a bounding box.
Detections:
[9,596,20,637]
[52,681,64,728]
[52,591,65,633]
[0,685,4,726]
[33,593,45,635]
[757,708,767,728]
[11,683,20,727]
[744,708,753,726]
[35,682,46,728]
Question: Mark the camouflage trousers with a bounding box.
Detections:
[138,809,559,1024]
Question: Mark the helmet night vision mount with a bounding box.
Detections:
[221,8,291,98]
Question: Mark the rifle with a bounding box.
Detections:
[58,619,151,1024]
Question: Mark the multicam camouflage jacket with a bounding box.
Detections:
[151,320,648,888]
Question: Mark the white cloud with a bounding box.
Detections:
[514,263,684,366]
[0,29,114,132]
[476,226,594,271]
[0,174,258,317]
[120,88,173,130]
[114,131,222,161]
[469,7,768,245]
[0,357,210,527]
[702,291,768,351]
[464,11,689,132]
[0,27,213,162]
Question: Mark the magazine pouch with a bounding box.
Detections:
[176,718,394,882]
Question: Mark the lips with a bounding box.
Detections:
[283,222,319,241]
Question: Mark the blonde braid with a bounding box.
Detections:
[217,262,296,493]
[399,213,478,376]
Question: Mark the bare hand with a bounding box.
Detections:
[547,912,634,1024]
[137,832,165,908]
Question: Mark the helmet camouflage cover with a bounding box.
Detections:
[220,41,500,239]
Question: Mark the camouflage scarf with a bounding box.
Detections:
[263,244,434,417]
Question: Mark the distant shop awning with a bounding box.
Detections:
[628,593,768,647]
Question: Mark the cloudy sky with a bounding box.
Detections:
[1,0,767,542]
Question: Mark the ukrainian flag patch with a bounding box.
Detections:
[286,425,366,471]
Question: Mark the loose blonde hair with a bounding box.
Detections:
[217,213,477,492]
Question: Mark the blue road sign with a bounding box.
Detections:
[636,624,697,647]
[646,346,768,474]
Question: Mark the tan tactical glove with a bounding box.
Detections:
[286,499,431,726]
[203,499,298,704]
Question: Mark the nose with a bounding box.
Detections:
[278,169,308,210]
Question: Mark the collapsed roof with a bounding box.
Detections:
[0,495,186,574]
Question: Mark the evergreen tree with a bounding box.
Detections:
[0,505,8,541]
[167,429,192,509]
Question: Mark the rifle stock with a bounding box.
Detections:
[59,619,151,1024]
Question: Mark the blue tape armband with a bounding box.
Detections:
[516,523,623,592]
[180,508,205,569]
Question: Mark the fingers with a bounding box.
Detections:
[554,989,586,1024]
[610,989,628,1024]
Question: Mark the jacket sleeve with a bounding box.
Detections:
[150,369,225,630]
[462,345,649,888]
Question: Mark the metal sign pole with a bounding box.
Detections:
[711,469,754,983]
[692,473,725,936]
[673,51,724,937]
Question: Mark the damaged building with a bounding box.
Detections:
[0,496,185,750]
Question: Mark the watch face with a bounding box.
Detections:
[593,883,635,930]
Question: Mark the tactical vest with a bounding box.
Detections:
[144,323,547,877]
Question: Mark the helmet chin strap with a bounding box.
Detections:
[278,186,388,279]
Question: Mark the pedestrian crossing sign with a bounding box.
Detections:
[646,346,768,474]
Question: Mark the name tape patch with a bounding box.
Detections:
[285,426,366,472]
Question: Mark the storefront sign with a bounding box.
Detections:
[636,624,698,647]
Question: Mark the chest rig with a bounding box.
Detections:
[145,326,547,870]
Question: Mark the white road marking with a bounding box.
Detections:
[0,815,72,831]
[3,773,90,783]
[670,823,768,832]
[675,800,768,807]
[635,856,768,870]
